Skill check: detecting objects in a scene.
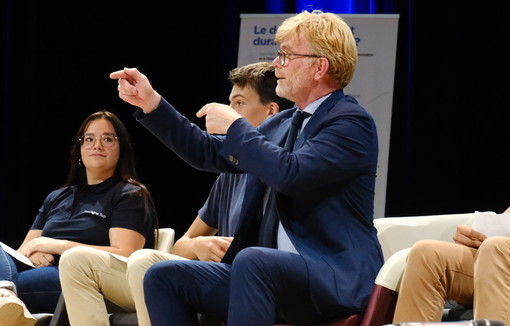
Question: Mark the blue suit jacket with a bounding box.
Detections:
[136,89,384,314]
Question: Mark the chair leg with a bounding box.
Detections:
[48,294,70,326]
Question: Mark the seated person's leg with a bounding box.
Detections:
[392,240,476,323]
[474,237,510,325]
[59,246,134,326]
[144,260,231,325]
[17,266,60,313]
[229,247,326,326]
[0,245,36,325]
[127,249,186,326]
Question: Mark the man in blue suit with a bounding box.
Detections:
[110,9,383,326]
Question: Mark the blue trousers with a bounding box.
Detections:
[144,247,330,326]
[0,244,61,312]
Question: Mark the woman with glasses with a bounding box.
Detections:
[0,110,157,326]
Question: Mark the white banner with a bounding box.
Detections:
[238,14,399,218]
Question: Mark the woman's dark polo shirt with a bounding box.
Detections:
[30,178,155,249]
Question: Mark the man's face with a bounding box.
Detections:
[228,84,276,127]
[272,34,318,106]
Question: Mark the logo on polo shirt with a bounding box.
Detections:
[83,210,107,219]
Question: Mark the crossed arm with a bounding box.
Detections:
[17,228,146,267]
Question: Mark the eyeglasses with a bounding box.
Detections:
[79,133,118,149]
[276,50,322,66]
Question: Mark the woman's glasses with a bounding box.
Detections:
[79,133,118,149]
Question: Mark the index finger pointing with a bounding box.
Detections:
[109,69,128,80]
[110,67,139,80]
[196,105,209,118]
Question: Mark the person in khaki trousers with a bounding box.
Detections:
[392,206,510,325]
[58,61,294,326]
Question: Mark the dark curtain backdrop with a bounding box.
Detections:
[1,0,508,247]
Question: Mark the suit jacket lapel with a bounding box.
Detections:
[294,89,345,150]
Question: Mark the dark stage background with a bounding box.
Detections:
[1,1,508,247]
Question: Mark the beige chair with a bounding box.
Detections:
[154,227,176,253]
[375,212,475,261]
[372,212,477,294]
[373,212,477,323]
[34,227,175,326]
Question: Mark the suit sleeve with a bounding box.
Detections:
[134,98,242,174]
[220,102,378,197]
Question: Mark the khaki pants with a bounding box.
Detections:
[59,247,184,326]
[392,237,510,325]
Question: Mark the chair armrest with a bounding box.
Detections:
[375,213,475,260]
[156,228,175,253]
[374,248,410,292]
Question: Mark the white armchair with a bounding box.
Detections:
[375,213,475,261]
[372,212,476,322]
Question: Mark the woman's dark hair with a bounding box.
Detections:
[64,110,159,242]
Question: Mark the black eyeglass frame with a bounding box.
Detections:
[276,49,322,66]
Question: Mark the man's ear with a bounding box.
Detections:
[268,102,279,115]
[314,57,330,80]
